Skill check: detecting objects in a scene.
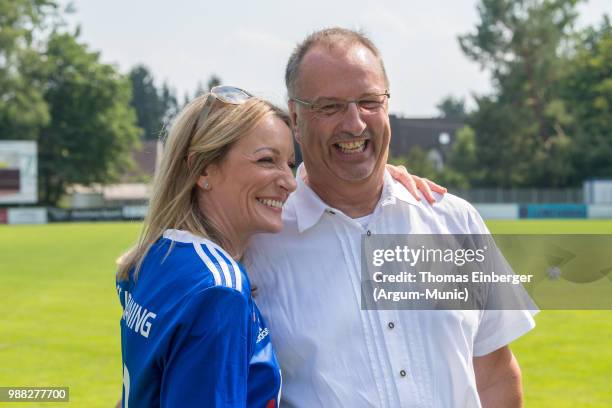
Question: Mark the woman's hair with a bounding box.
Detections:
[117,94,290,281]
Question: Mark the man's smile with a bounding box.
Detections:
[334,139,368,154]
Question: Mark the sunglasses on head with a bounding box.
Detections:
[196,85,253,127]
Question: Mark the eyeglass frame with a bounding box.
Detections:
[290,91,390,116]
[196,85,252,128]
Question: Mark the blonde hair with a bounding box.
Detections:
[117,94,290,281]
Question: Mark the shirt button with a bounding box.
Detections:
[366,230,371,236]
[326,209,335,215]
[400,370,407,377]
[388,322,395,329]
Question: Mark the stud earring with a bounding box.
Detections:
[203,181,210,190]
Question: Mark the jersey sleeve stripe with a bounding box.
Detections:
[214,248,242,292]
[226,250,243,293]
[193,243,223,286]
[206,244,235,290]
[199,244,228,287]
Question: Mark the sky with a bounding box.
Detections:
[60,0,611,117]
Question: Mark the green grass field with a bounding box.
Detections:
[0,220,611,407]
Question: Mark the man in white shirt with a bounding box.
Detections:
[245,27,536,408]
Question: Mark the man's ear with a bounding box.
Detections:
[288,100,301,144]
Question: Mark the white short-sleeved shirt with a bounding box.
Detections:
[245,166,537,408]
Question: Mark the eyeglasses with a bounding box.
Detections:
[197,85,252,127]
[290,91,390,116]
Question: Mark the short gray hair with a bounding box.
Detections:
[285,27,390,98]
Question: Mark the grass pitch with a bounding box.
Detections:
[487,220,612,407]
[0,220,610,407]
[0,222,140,407]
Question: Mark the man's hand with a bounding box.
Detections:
[385,164,447,204]
[474,346,523,408]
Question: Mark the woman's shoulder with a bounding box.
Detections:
[157,229,251,297]
[117,231,253,328]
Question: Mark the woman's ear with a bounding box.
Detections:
[196,176,210,191]
[196,163,218,191]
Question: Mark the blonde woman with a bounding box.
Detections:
[116,86,443,407]
[117,86,294,407]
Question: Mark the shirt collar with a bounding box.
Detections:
[162,228,234,259]
[163,228,210,244]
[292,163,420,233]
[292,163,329,233]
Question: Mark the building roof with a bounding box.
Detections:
[69,183,152,201]
[389,115,464,159]
[123,140,162,182]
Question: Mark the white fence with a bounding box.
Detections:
[452,188,583,204]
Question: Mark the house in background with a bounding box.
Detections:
[388,115,464,170]
[123,139,162,183]
[292,115,464,169]
[67,140,161,208]
[68,116,465,208]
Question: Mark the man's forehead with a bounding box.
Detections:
[301,43,378,71]
[297,43,385,96]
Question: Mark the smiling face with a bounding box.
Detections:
[290,43,391,187]
[199,114,296,241]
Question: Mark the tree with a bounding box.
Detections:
[1,2,160,205]
[390,127,483,190]
[192,82,206,99]
[159,82,178,132]
[128,65,177,140]
[561,17,612,182]
[458,0,581,187]
[192,74,222,99]
[206,74,221,91]
[390,147,439,182]
[436,96,467,120]
[0,0,56,140]
[439,125,483,188]
[37,33,140,204]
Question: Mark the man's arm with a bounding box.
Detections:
[474,346,523,408]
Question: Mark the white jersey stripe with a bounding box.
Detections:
[163,229,242,291]
[222,250,243,293]
[278,369,282,405]
[193,243,222,286]
[206,244,234,290]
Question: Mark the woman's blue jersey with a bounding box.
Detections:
[117,229,281,407]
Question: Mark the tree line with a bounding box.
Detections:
[394,0,611,189]
[2,0,610,206]
[0,0,219,205]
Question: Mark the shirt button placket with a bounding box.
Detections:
[387,322,407,379]
[382,313,413,404]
